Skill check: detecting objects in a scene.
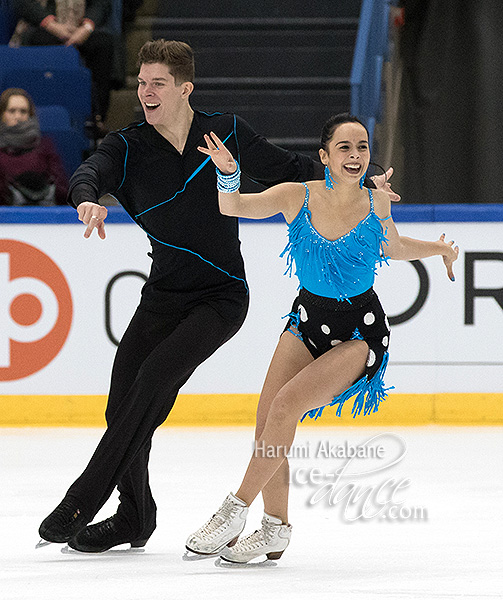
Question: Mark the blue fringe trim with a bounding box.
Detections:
[282,309,303,340]
[350,327,363,340]
[280,205,390,301]
[300,351,394,421]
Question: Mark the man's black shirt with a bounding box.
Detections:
[69,111,322,310]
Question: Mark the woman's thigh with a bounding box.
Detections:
[280,339,368,416]
[255,331,314,439]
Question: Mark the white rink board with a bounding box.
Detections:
[1,220,502,394]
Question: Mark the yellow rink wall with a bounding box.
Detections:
[1,393,502,427]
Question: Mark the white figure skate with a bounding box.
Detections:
[217,513,292,566]
[184,492,248,559]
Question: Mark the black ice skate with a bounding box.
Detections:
[37,499,88,548]
[66,515,151,553]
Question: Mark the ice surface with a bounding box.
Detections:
[1,426,502,600]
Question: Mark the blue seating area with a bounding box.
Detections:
[0,44,82,68]
[0,45,92,175]
[36,105,89,176]
[0,45,91,124]
[37,104,72,129]
[2,65,91,126]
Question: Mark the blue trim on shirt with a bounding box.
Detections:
[233,114,241,165]
[143,229,249,293]
[134,130,235,218]
[117,133,129,190]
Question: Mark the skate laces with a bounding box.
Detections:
[87,516,117,537]
[197,498,242,540]
[234,528,267,551]
[235,520,275,551]
[50,500,81,527]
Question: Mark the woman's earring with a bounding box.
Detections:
[325,165,337,189]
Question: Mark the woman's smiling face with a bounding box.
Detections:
[320,121,370,185]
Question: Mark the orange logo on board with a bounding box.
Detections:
[0,240,73,381]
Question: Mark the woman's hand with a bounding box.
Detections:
[44,19,75,42]
[439,233,459,281]
[77,202,108,239]
[371,167,401,203]
[198,132,237,174]
[65,24,92,47]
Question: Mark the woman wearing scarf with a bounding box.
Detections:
[0,88,69,205]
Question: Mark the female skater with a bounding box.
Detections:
[185,114,458,564]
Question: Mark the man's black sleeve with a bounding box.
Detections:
[235,115,324,186]
[67,133,126,208]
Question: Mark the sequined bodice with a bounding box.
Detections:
[281,184,389,300]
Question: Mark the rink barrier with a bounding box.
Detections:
[2,204,503,425]
[3,203,503,223]
[0,393,502,427]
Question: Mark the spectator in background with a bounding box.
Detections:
[0,0,18,43]
[0,88,68,205]
[11,0,114,135]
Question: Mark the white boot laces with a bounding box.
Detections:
[198,498,240,540]
[235,519,275,552]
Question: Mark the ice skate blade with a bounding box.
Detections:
[215,557,278,569]
[182,549,218,562]
[35,539,52,549]
[61,544,146,555]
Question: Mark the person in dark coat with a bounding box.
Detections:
[0,87,68,204]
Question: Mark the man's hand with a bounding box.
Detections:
[77,202,108,239]
[371,167,401,203]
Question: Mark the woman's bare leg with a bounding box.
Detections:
[236,337,368,507]
[254,332,314,523]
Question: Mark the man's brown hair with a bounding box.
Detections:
[137,40,195,84]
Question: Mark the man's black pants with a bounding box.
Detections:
[65,292,248,539]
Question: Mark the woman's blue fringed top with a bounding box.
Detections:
[280,184,389,299]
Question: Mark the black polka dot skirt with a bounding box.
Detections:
[283,287,392,419]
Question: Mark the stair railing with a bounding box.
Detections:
[350,0,394,144]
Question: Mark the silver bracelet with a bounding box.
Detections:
[216,164,241,193]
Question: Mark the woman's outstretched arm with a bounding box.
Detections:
[198,132,304,221]
[373,189,459,281]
